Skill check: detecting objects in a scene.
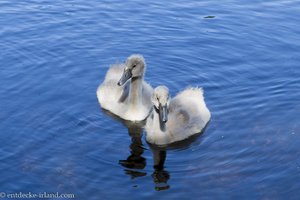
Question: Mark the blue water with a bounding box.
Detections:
[1,0,300,199]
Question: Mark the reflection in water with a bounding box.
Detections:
[119,123,147,179]
[118,117,171,190]
[101,109,148,179]
[101,109,204,191]
[148,131,206,191]
[151,148,170,191]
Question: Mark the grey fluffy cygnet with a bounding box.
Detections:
[97,54,153,121]
[145,86,211,145]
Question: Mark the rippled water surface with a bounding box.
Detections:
[1,0,300,199]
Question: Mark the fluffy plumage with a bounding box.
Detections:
[145,86,211,145]
[97,55,153,121]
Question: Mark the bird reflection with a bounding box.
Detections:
[101,109,147,179]
[118,122,147,179]
[148,132,205,191]
[101,108,205,191]
[150,148,170,191]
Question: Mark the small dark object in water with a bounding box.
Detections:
[204,16,215,19]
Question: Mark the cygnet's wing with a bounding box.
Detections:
[104,64,125,83]
[97,63,129,109]
[173,87,205,116]
[169,99,190,127]
[170,87,210,133]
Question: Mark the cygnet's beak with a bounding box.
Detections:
[159,104,168,123]
[117,68,132,86]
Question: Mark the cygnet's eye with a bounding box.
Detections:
[132,64,137,68]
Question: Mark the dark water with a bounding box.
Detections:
[1,0,300,199]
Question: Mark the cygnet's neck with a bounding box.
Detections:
[147,108,168,144]
[153,107,166,132]
[129,76,143,107]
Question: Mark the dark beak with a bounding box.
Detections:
[159,104,168,123]
[117,69,132,86]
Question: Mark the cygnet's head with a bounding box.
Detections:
[117,54,146,86]
[152,86,169,123]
